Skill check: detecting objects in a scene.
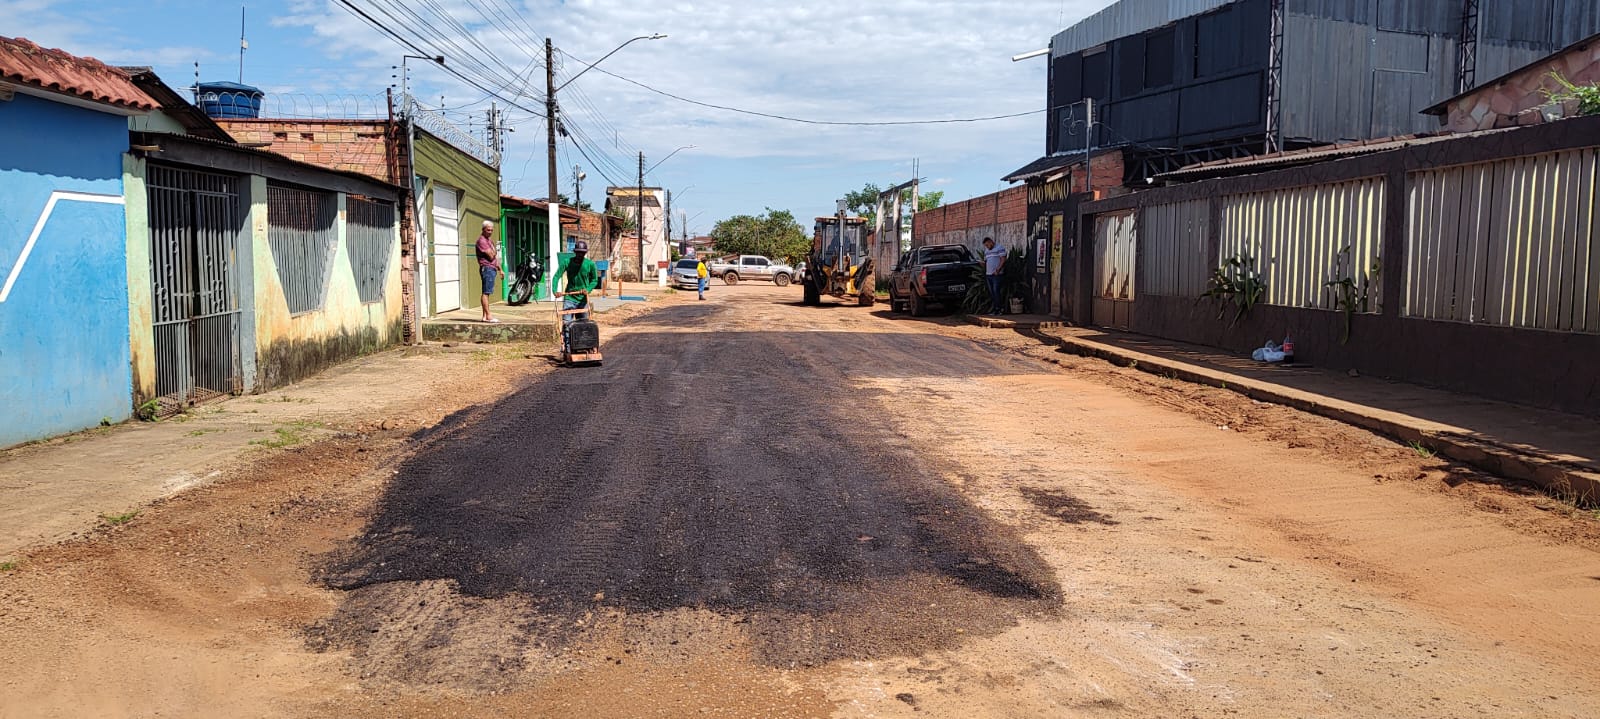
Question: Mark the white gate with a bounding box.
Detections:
[432,184,461,312]
[1093,210,1137,330]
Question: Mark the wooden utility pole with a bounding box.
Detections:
[545,39,558,203]
[637,152,645,280]
[545,38,560,298]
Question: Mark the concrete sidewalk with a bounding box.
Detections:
[1025,325,1600,502]
[423,286,672,343]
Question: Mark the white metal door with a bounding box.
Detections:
[432,184,461,312]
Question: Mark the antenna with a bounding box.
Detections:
[238,5,248,83]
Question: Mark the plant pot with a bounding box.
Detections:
[1008,297,1024,314]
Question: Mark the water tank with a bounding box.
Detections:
[195,81,263,119]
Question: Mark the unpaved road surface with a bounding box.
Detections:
[3,285,1599,718]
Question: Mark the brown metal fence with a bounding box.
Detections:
[1219,177,1386,312]
[1406,148,1600,333]
[1137,199,1211,297]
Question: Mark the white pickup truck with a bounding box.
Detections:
[707,255,798,287]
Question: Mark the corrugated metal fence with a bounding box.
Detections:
[345,197,395,304]
[1406,148,1600,333]
[1094,211,1138,300]
[1138,199,1210,296]
[1220,177,1386,311]
[266,184,339,315]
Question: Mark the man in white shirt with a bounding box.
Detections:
[982,237,1006,314]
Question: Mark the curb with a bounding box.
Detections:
[1020,329,1600,504]
[964,315,1068,330]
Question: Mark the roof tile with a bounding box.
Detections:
[0,35,156,111]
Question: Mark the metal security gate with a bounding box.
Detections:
[1092,210,1137,330]
[147,165,243,415]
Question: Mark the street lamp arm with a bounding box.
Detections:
[645,145,695,175]
[555,34,666,93]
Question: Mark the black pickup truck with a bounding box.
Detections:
[888,244,982,316]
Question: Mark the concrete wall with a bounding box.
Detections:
[124,162,403,401]
[247,180,404,390]
[0,93,133,447]
[414,132,501,315]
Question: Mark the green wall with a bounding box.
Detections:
[414,131,501,314]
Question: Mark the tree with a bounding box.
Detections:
[709,208,811,264]
[910,189,944,212]
[842,182,882,221]
[554,193,593,211]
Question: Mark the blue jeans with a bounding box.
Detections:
[697,277,707,299]
[986,274,1002,313]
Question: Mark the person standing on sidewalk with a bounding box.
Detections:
[556,241,600,353]
[476,220,502,323]
[695,258,709,300]
[982,237,1006,315]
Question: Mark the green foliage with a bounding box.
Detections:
[0,560,18,572]
[1324,246,1382,344]
[1200,254,1267,327]
[842,183,882,223]
[553,193,593,212]
[1408,440,1436,459]
[135,399,160,422]
[101,510,139,526]
[1544,72,1600,116]
[605,205,636,232]
[708,208,810,264]
[909,189,944,212]
[960,248,1028,314]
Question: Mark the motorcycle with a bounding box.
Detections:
[507,255,544,306]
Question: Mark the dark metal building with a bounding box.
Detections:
[1042,0,1600,181]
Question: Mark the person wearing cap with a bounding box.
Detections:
[557,240,600,351]
[476,220,504,323]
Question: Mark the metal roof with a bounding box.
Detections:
[1003,148,1122,183]
[1155,128,1516,182]
[0,35,156,112]
[1051,0,1235,57]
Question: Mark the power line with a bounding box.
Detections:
[334,0,547,118]
[563,54,1045,126]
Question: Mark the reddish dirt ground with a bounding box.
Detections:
[1,285,1597,718]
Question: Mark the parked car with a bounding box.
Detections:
[888,244,982,316]
[670,258,702,290]
[708,255,797,286]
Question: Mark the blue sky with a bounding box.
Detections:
[4,0,1113,235]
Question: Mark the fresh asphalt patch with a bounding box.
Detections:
[310,302,1060,681]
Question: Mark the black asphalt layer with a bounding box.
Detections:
[313,301,1060,673]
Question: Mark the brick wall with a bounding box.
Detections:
[218,119,395,182]
[1444,42,1600,132]
[911,186,1028,253]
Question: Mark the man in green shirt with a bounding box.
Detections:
[557,240,600,353]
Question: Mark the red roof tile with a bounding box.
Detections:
[0,35,156,112]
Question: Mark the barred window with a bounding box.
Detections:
[346,197,396,304]
[267,184,338,314]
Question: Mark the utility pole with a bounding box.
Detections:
[545,38,560,298]
[637,152,645,281]
[573,164,583,208]
[1083,98,1095,195]
[664,189,672,259]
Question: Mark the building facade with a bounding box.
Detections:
[1043,0,1600,181]
[0,37,156,446]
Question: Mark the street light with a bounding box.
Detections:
[546,33,666,298]
[641,146,694,285]
[555,34,667,93]
[646,145,695,175]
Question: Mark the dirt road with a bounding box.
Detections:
[3,285,1598,717]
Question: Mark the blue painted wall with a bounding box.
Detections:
[0,93,132,447]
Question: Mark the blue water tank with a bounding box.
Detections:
[195,81,263,119]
